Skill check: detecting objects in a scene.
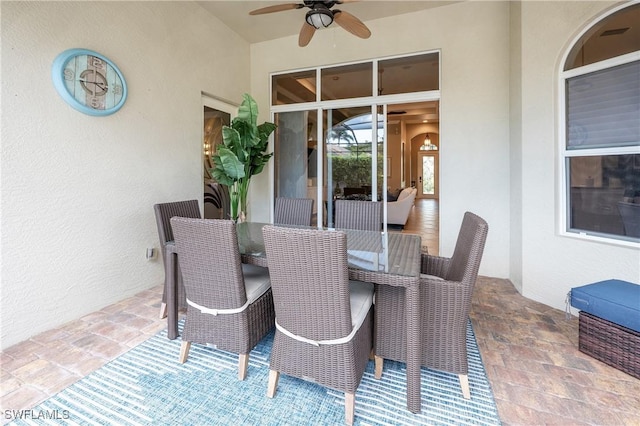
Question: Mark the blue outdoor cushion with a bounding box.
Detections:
[570,279,640,333]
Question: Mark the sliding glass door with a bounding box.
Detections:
[274,106,383,227]
[274,110,320,225]
[271,51,440,228]
[323,106,382,227]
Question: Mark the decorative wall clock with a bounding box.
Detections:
[52,48,127,116]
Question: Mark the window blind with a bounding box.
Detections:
[566,60,640,149]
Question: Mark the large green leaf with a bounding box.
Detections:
[210,159,234,187]
[253,137,270,154]
[232,120,258,148]
[212,146,245,181]
[251,152,274,176]
[251,151,273,166]
[222,126,241,150]
[257,122,277,143]
[236,93,258,127]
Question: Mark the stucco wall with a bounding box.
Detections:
[516,1,639,311]
[249,0,639,312]
[2,0,638,350]
[509,1,524,294]
[250,1,512,279]
[1,1,250,349]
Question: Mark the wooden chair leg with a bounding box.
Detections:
[159,302,167,319]
[459,374,471,399]
[267,370,279,398]
[374,355,383,379]
[345,392,355,425]
[238,354,249,380]
[179,341,191,363]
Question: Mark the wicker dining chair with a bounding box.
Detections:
[274,197,314,226]
[373,211,488,399]
[154,199,201,319]
[334,199,382,231]
[262,225,374,426]
[170,218,275,380]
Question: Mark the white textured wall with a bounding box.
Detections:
[249,0,639,312]
[3,0,637,350]
[250,1,512,278]
[509,1,524,294]
[516,1,639,311]
[1,1,249,349]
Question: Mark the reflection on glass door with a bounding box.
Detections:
[323,106,381,227]
[418,152,438,199]
[274,110,319,225]
[202,95,234,219]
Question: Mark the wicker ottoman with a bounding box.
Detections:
[578,311,640,379]
[570,279,640,379]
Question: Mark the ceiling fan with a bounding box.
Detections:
[249,0,371,47]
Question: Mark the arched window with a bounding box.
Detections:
[560,2,640,243]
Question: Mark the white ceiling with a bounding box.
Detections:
[196,1,456,44]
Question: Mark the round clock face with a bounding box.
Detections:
[52,49,127,116]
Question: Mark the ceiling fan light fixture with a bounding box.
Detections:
[306,6,333,29]
[249,1,371,47]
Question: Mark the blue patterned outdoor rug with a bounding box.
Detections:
[12,321,500,425]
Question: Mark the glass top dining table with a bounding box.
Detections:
[165,222,424,413]
[235,222,421,276]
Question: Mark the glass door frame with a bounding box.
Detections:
[322,104,382,228]
[202,93,237,217]
[417,151,439,199]
[269,56,441,228]
[202,94,237,174]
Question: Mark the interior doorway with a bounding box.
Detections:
[202,94,235,219]
[417,151,439,199]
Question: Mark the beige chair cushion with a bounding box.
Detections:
[421,274,444,281]
[275,280,373,346]
[349,280,374,329]
[242,264,271,303]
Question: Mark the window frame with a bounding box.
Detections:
[269,51,441,228]
[558,3,640,247]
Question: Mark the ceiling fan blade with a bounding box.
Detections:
[333,10,371,39]
[299,22,316,47]
[249,3,303,15]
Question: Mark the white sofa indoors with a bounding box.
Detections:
[387,187,417,227]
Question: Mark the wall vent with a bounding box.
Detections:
[600,27,629,36]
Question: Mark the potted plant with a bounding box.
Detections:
[210,94,276,222]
